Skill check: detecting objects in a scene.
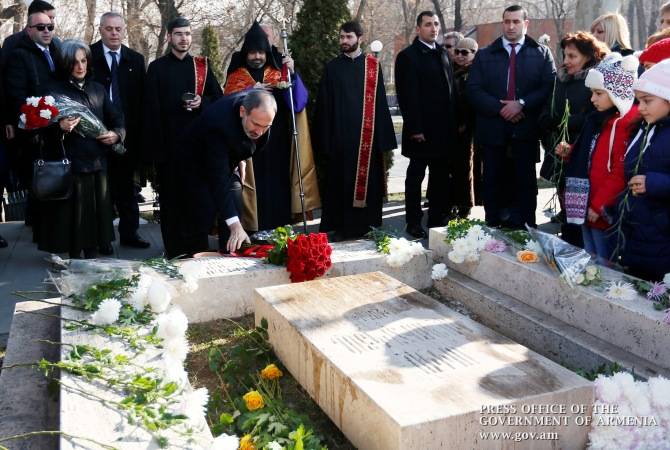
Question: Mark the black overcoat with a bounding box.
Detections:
[394,37,456,159]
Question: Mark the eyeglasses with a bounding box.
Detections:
[30,24,55,32]
[444,44,453,49]
[454,49,475,56]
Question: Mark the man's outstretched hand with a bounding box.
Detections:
[227,221,250,253]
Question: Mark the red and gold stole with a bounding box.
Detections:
[223,66,282,95]
[353,54,379,208]
[193,56,208,96]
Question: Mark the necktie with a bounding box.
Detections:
[110,51,120,105]
[43,48,55,72]
[506,43,518,100]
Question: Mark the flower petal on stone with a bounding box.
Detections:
[90,298,121,325]
[431,263,448,280]
[211,433,240,450]
[156,307,188,342]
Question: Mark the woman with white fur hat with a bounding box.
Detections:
[618,59,670,281]
[562,52,640,264]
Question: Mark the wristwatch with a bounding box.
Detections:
[519,98,526,107]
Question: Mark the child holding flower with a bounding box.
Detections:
[619,59,670,281]
[563,53,640,264]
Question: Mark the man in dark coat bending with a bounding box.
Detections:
[177,89,276,255]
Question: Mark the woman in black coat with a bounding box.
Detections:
[539,32,609,246]
[450,37,479,218]
[37,39,125,258]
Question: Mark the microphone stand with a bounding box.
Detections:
[280,22,308,234]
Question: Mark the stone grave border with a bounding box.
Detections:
[429,227,670,374]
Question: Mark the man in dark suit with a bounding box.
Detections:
[395,10,456,238]
[4,10,63,232]
[1,1,58,140]
[90,11,149,249]
[467,4,555,229]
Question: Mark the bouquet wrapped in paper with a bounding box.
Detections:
[526,226,592,287]
[53,96,126,154]
[48,255,140,297]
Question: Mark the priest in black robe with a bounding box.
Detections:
[142,17,223,257]
[224,22,316,234]
[313,21,396,240]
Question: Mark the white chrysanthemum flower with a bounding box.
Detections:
[19,113,26,125]
[611,372,636,398]
[595,375,623,404]
[39,109,52,120]
[524,239,543,255]
[43,95,55,105]
[628,384,652,417]
[586,265,599,278]
[408,240,424,256]
[162,335,189,363]
[663,273,670,286]
[127,274,152,312]
[385,238,424,268]
[575,273,585,285]
[452,238,469,254]
[161,359,189,385]
[211,433,240,450]
[26,96,40,107]
[431,263,448,281]
[463,237,478,253]
[147,278,172,313]
[447,250,465,264]
[606,281,637,301]
[267,441,283,450]
[649,376,670,408]
[464,251,479,263]
[156,307,188,342]
[90,298,122,325]
[176,387,209,420]
[178,260,203,293]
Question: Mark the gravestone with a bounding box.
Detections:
[59,301,213,450]
[174,240,432,322]
[255,272,593,450]
[429,227,670,371]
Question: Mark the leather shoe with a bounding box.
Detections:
[0,235,7,248]
[406,224,427,239]
[98,244,114,255]
[120,235,151,249]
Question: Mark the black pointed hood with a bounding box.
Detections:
[237,21,280,70]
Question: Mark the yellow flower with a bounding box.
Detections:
[239,434,256,450]
[516,250,539,263]
[260,363,283,380]
[243,390,265,411]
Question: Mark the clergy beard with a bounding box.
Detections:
[247,59,265,69]
[340,42,359,53]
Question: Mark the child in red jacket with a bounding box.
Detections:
[563,53,640,264]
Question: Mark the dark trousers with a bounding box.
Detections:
[179,176,243,256]
[481,142,538,228]
[108,158,139,240]
[156,164,182,258]
[405,157,447,228]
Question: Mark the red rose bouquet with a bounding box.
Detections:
[19,96,59,130]
[286,233,332,283]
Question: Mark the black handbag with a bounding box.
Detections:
[32,136,73,201]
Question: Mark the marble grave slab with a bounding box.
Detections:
[255,272,593,450]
